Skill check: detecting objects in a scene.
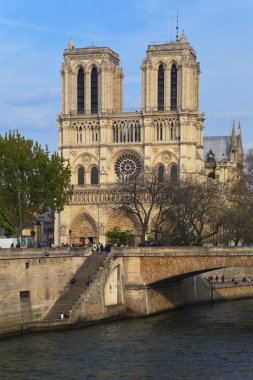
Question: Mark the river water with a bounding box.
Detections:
[0,299,253,380]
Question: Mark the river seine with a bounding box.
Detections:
[0,299,253,380]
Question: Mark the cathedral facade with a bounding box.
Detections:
[55,33,242,246]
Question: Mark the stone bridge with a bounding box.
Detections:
[115,246,253,284]
[1,246,253,335]
[110,246,253,315]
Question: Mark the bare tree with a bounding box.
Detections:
[114,169,169,243]
[115,170,241,246]
[161,178,224,245]
[220,153,253,245]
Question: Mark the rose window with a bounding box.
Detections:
[114,153,142,181]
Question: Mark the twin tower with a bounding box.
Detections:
[56,32,205,245]
[61,32,200,115]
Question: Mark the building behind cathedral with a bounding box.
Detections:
[55,32,243,246]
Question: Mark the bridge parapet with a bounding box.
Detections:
[0,247,90,260]
[112,246,253,289]
[112,246,253,257]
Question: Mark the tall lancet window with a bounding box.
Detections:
[158,64,164,111]
[91,67,98,114]
[171,165,178,182]
[78,167,85,185]
[171,64,177,110]
[91,167,99,185]
[158,164,165,183]
[77,68,84,114]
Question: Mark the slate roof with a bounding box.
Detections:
[203,136,231,162]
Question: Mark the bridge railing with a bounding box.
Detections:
[0,247,90,259]
[111,246,253,256]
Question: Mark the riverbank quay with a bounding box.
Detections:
[0,247,88,336]
[0,247,126,337]
[1,246,253,337]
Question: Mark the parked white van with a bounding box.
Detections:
[0,238,19,249]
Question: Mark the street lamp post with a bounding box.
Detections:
[36,221,41,247]
[17,188,22,244]
[69,229,72,247]
[97,204,99,244]
[57,211,61,247]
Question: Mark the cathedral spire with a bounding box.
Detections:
[230,120,238,162]
[180,31,187,44]
[237,121,243,162]
[238,121,241,135]
[231,120,237,147]
[176,10,179,42]
[68,37,75,50]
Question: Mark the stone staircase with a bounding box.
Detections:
[68,254,126,323]
[43,254,107,321]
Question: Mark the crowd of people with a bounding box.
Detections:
[206,275,225,284]
[91,242,111,254]
[205,275,252,285]
[60,240,130,253]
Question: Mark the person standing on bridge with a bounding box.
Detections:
[105,242,111,254]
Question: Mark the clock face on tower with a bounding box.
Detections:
[114,153,142,182]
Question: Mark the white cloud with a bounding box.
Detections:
[0,110,51,129]
[2,88,59,107]
[0,40,28,54]
[0,17,67,35]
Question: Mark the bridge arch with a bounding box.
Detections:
[117,247,253,286]
[140,254,253,286]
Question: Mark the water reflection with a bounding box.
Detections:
[0,299,253,379]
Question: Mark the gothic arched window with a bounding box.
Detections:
[77,68,84,114]
[91,67,98,114]
[171,164,178,182]
[78,166,85,185]
[158,64,164,111]
[171,64,177,110]
[91,166,99,185]
[158,164,165,183]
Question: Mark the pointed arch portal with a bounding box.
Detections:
[71,212,98,244]
[106,210,141,244]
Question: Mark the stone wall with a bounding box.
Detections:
[0,249,86,330]
[125,266,253,316]
[69,256,126,323]
[1,247,253,337]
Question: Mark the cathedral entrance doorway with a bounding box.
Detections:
[106,210,141,245]
[70,212,98,245]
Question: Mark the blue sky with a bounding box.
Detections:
[0,0,252,153]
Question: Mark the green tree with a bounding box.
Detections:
[0,213,16,237]
[0,131,73,238]
[105,227,134,246]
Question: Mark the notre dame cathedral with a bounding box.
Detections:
[55,31,243,246]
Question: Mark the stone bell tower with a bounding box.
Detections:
[61,38,123,115]
[56,32,207,247]
[141,31,204,175]
[141,32,200,113]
